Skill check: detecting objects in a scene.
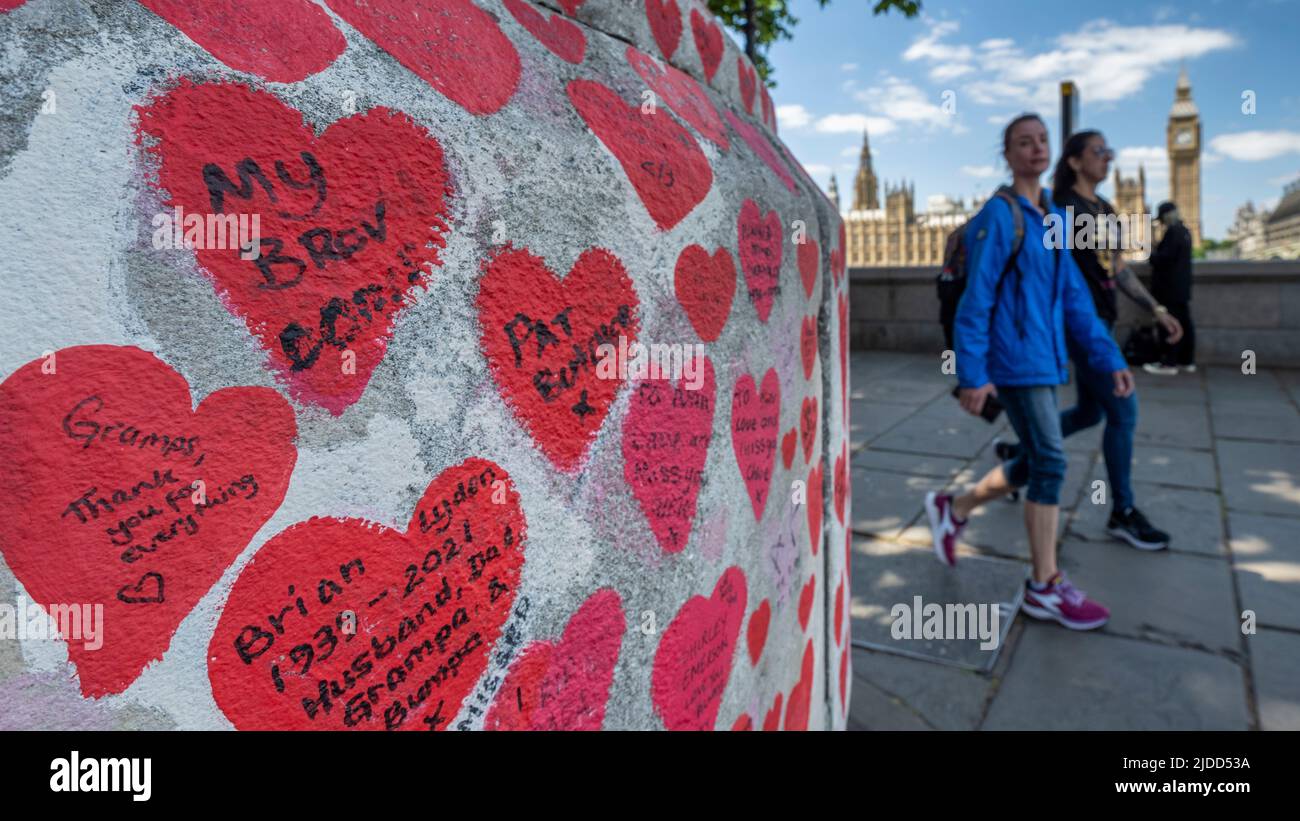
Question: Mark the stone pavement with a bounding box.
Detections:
[845,351,1300,730]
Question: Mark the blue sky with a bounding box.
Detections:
[766,0,1300,237]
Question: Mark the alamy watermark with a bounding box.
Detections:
[1042,206,1152,259]
[0,595,103,651]
[891,596,1001,651]
[152,205,261,259]
[595,336,707,391]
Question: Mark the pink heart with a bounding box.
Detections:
[652,566,747,730]
[485,588,625,731]
[730,368,780,520]
[622,358,717,554]
[504,0,586,64]
[645,0,682,60]
[737,199,782,323]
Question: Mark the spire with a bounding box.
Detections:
[828,173,841,211]
[1171,64,1197,116]
[852,130,879,211]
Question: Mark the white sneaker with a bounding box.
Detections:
[1142,363,1179,376]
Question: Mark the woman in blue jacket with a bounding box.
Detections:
[924,113,1134,631]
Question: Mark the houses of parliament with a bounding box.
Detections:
[834,69,1204,267]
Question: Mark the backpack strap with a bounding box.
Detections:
[991,186,1026,293]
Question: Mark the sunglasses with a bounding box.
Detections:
[1089,145,1115,160]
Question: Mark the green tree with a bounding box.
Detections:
[706,0,922,85]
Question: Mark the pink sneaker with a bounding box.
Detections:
[1022,572,1109,630]
[923,492,964,567]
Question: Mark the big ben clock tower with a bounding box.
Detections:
[1167,66,1203,249]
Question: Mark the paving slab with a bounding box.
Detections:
[1216,439,1300,517]
[871,404,1003,459]
[1055,540,1240,656]
[1134,399,1213,449]
[848,540,1022,672]
[849,467,949,538]
[852,447,968,479]
[849,400,916,450]
[1246,628,1300,731]
[982,624,1250,730]
[846,674,932,731]
[1069,462,1225,556]
[1129,445,1219,490]
[850,646,992,730]
[1229,511,1300,632]
[1211,404,1300,444]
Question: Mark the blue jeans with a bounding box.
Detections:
[998,385,1068,505]
[1061,325,1138,510]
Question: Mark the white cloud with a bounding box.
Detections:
[777,104,812,130]
[853,75,961,131]
[1210,130,1300,162]
[1268,171,1300,188]
[930,63,974,81]
[897,21,1239,109]
[903,19,973,64]
[1115,145,1168,178]
[961,165,999,178]
[840,145,861,157]
[804,163,832,177]
[841,62,858,72]
[815,113,897,136]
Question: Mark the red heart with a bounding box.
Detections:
[800,396,818,464]
[797,573,815,632]
[834,441,847,525]
[746,599,771,665]
[626,46,728,150]
[645,0,682,60]
[780,427,797,471]
[135,80,452,415]
[761,85,774,130]
[833,572,844,645]
[504,0,586,64]
[622,358,717,554]
[732,713,753,731]
[138,0,344,83]
[207,458,525,730]
[784,638,815,731]
[737,199,782,323]
[763,692,783,731]
[558,0,585,13]
[477,245,640,473]
[830,247,845,286]
[807,461,823,554]
[0,346,296,698]
[673,245,734,343]
[839,645,849,714]
[484,588,624,731]
[323,0,520,116]
[730,368,779,521]
[723,109,797,193]
[568,79,712,231]
[800,315,817,381]
[736,57,756,113]
[652,566,747,731]
[797,238,819,299]
[1,1,28,11]
[690,9,723,82]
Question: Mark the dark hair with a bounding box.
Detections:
[1052,129,1103,205]
[1002,112,1046,156]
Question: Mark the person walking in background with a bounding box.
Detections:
[995,130,1180,550]
[924,113,1135,631]
[1145,202,1196,375]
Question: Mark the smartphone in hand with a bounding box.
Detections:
[951,385,1004,423]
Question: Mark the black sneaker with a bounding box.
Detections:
[1107,506,1170,550]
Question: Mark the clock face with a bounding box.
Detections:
[1176,128,1193,146]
